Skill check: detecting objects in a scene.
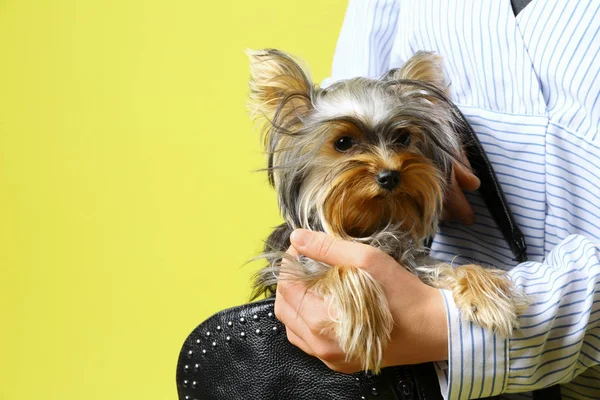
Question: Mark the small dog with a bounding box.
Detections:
[246,49,526,373]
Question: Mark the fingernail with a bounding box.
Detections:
[468,172,481,189]
[290,229,309,247]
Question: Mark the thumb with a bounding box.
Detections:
[290,229,383,271]
[289,229,415,285]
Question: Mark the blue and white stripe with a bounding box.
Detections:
[324,0,600,398]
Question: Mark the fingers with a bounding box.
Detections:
[454,160,481,192]
[285,327,315,356]
[274,288,316,355]
[442,157,479,224]
[276,279,332,334]
[444,167,476,225]
[275,281,351,367]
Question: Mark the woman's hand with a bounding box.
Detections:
[443,157,481,224]
[274,229,448,374]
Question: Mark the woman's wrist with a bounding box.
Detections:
[384,285,448,366]
[420,287,449,360]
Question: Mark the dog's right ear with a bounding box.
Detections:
[246,49,314,124]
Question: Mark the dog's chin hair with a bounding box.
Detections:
[297,180,325,232]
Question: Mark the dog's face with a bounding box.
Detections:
[248,49,461,242]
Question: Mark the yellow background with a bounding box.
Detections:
[0,0,346,398]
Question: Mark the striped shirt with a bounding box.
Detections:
[323,1,600,398]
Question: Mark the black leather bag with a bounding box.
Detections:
[176,298,443,400]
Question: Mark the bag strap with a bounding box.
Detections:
[451,104,528,263]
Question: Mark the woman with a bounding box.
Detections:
[275,1,600,399]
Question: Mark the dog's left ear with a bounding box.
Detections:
[384,51,448,93]
[246,49,314,123]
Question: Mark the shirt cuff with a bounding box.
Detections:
[434,290,509,399]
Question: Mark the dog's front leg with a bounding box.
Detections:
[311,264,394,374]
[418,263,528,337]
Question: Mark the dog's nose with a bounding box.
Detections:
[375,170,400,191]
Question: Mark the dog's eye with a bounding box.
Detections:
[394,130,411,147]
[334,136,355,152]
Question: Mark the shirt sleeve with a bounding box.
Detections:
[435,234,600,399]
[320,0,400,88]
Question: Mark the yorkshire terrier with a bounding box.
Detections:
[246,49,527,373]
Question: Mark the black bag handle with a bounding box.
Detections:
[452,104,528,263]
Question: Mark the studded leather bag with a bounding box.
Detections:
[176,298,442,400]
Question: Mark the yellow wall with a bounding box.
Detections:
[0,1,346,398]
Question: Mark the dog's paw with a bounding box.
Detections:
[451,264,528,337]
[318,265,393,373]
